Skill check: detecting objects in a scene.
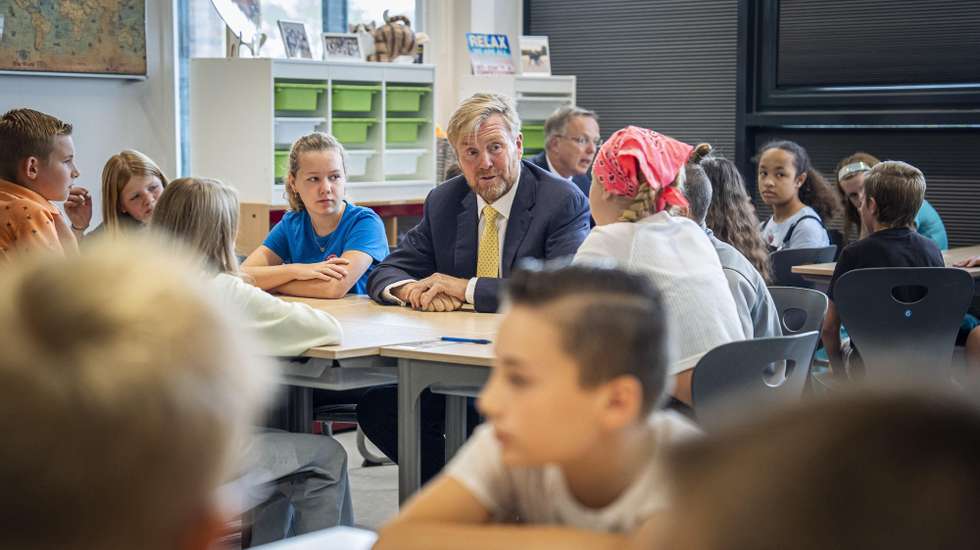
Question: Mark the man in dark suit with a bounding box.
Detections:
[526,105,600,200]
[360,93,591,483]
[367,97,591,313]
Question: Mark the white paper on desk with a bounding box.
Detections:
[255,526,378,549]
[397,339,458,349]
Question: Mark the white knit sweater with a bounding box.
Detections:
[210,272,343,357]
[574,212,743,374]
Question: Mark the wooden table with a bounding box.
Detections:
[791,244,980,292]
[282,295,500,502]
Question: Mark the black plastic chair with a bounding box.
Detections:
[691,331,821,430]
[828,229,845,260]
[770,246,837,288]
[833,267,973,382]
[768,286,829,335]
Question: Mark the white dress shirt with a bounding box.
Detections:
[545,152,573,182]
[382,169,522,305]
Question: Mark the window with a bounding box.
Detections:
[348,0,415,28]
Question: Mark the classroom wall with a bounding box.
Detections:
[527,0,739,158]
[0,1,179,229]
[424,0,524,129]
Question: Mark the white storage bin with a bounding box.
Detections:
[345,149,374,178]
[275,117,326,146]
[516,95,572,121]
[384,149,426,177]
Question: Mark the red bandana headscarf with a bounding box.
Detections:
[591,126,692,213]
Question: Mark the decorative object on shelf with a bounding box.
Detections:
[466,33,515,75]
[0,0,146,78]
[322,33,362,62]
[350,10,428,63]
[278,20,313,59]
[212,0,266,58]
[520,36,551,76]
[350,22,378,61]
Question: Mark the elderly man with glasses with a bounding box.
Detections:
[528,105,600,200]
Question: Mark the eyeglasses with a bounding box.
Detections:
[559,135,602,148]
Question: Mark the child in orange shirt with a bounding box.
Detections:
[0,108,92,259]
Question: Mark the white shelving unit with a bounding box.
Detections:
[189,58,436,254]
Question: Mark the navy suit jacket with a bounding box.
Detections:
[367,161,591,312]
[528,151,592,198]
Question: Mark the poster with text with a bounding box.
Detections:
[466,33,515,75]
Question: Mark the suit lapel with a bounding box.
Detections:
[501,165,536,276]
[454,192,478,277]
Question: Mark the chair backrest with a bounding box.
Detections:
[833,267,974,382]
[827,229,845,260]
[770,246,838,288]
[768,286,829,335]
[691,331,821,430]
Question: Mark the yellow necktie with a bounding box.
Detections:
[476,205,500,277]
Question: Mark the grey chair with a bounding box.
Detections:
[768,286,829,335]
[833,267,973,382]
[691,331,821,430]
[770,246,837,288]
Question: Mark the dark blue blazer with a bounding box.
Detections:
[367,161,591,312]
[528,151,592,198]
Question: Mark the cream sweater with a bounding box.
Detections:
[574,212,743,373]
[211,272,343,357]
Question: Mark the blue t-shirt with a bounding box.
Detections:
[914,199,948,251]
[263,202,390,295]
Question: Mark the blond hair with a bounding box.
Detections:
[100,150,169,234]
[864,160,926,229]
[0,236,273,550]
[286,132,348,211]
[0,108,73,181]
[617,143,711,222]
[446,93,521,148]
[151,177,241,274]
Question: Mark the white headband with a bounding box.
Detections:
[838,161,872,181]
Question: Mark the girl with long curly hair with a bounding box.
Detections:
[757,140,841,251]
[700,156,771,281]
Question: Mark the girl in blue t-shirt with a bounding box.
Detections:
[242,132,389,297]
[757,140,841,251]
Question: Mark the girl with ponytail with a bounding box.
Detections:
[575,126,743,405]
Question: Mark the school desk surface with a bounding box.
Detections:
[791,244,980,292]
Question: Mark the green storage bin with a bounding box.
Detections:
[522,124,545,150]
[274,82,326,111]
[386,85,431,113]
[332,84,381,112]
[332,117,377,144]
[274,150,289,179]
[386,118,428,143]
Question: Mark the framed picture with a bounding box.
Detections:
[322,32,362,62]
[520,36,551,76]
[278,20,313,59]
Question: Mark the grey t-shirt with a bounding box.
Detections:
[706,229,782,339]
[760,206,829,251]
